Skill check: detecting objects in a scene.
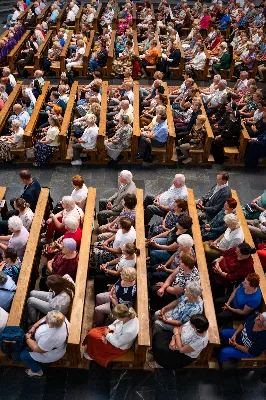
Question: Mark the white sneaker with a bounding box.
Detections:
[71,160,82,165]
[83,352,93,360]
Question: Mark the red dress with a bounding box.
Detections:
[84,327,128,367]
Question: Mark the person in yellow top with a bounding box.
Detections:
[34,116,60,166]
[139,40,159,78]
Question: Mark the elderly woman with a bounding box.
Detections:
[215,273,262,328]
[149,231,194,283]
[139,40,159,78]
[54,216,83,250]
[150,254,199,312]
[34,116,60,167]
[0,119,24,161]
[66,40,85,72]
[0,216,29,261]
[97,193,137,241]
[213,44,233,74]
[28,274,75,325]
[112,40,134,76]
[90,218,136,270]
[203,214,244,262]
[42,41,61,71]
[104,115,132,161]
[94,267,137,326]
[200,74,221,103]
[218,312,266,365]
[83,304,139,366]
[201,198,237,241]
[178,115,207,164]
[150,314,209,369]
[20,311,70,377]
[44,196,84,242]
[208,241,256,299]
[153,281,203,334]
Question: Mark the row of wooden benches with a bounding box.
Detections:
[1,183,265,368]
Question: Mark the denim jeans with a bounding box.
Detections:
[218,329,254,364]
[89,59,99,72]
[150,238,172,265]
[20,349,43,373]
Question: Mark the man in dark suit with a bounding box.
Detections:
[197,172,232,221]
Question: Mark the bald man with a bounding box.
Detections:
[8,104,30,130]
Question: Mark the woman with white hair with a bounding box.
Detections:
[0,216,29,260]
[20,310,70,377]
[56,216,82,248]
[153,281,203,334]
[204,214,244,262]
[44,196,84,242]
[200,74,221,103]
[0,119,24,161]
[218,312,266,365]
[71,114,99,166]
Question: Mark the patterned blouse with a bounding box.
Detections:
[2,258,22,284]
[169,295,203,323]
[114,278,137,309]
[172,266,200,291]
[188,125,206,149]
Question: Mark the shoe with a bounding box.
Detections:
[134,154,143,160]
[25,369,43,377]
[83,352,93,360]
[182,157,192,164]
[71,160,82,165]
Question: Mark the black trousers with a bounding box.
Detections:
[94,271,118,296]
[214,295,244,328]
[149,285,176,312]
[138,137,166,161]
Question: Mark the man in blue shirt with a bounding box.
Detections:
[217,9,230,30]
[136,114,168,162]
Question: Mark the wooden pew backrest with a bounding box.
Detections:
[0,81,23,131]
[7,30,31,72]
[131,82,140,158]
[97,81,108,152]
[163,82,176,163]
[34,30,53,70]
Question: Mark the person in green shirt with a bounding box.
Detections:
[212,45,233,74]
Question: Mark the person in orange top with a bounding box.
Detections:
[140,40,159,78]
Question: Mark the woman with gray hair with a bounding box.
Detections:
[204,214,244,262]
[20,310,70,377]
[0,216,29,260]
[104,115,132,161]
[153,281,203,334]
[44,196,84,242]
[71,113,99,166]
[0,119,24,161]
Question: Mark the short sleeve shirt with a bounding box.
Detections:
[233,283,262,310]
[180,321,209,358]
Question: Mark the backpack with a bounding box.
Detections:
[0,326,25,361]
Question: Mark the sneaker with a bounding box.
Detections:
[83,352,93,360]
[71,160,82,165]
[25,369,43,377]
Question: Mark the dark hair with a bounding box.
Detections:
[246,273,260,288]
[46,275,75,299]
[180,254,196,270]
[4,247,17,263]
[238,242,256,255]
[158,94,168,106]
[157,86,165,94]
[91,85,100,93]
[126,40,133,47]
[51,91,60,100]
[93,70,102,79]
[21,96,31,108]
[175,199,188,212]
[119,217,132,231]
[225,198,237,209]
[123,193,137,210]
[190,314,209,333]
[218,171,229,182]
[14,198,29,210]
[178,215,193,230]
[19,170,31,180]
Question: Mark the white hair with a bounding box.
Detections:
[214,74,221,82]
[174,174,186,186]
[121,100,129,108]
[186,281,202,298]
[62,196,75,209]
[12,119,21,127]
[86,114,97,123]
[47,310,65,328]
[64,216,79,230]
[3,67,11,74]
[224,214,240,230]
[177,234,194,248]
[120,170,132,183]
[8,216,23,231]
[219,79,227,88]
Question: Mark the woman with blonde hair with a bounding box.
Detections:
[34,116,60,166]
[83,303,139,366]
[20,310,70,376]
[204,214,244,261]
[178,115,207,164]
[66,39,86,72]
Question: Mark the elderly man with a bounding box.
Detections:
[106,99,133,135]
[229,71,248,100]
[136,114,168,162]
[71,114,99,166]
[0,272,16,312]
[66,2,76,24]
[8,104,30,130]
[144,174,188,227]
[97,170,136,225]
[197,171,232,221]
[205,79,227,116]
[2,67,16,87]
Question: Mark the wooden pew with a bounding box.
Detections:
[0,30,9,41]
[132,3,137,30]
[73,30,95,77]
[58,81,79,161]
[33,30,53,70]
[50,30,74,77]
[187,188,220,367]
[112,3,119,31]
[113,189,150,367]
[17,4,33,22]
[7,30,31,73]
[93,3,102,33]
[133,30,139,65]
[0,81,23,132]
[232,189,266,367]
[101,30,115,77]
[67,187,97,367]
[146,31,162,77]
[7,188,50,327]
[0,187,8,220]
[169,41,185,79]
[36,2,51,24]
[20,81,51,154]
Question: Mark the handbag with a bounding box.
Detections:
[43,241,60,260]
[26,147,35,159]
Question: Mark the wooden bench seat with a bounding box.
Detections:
[0,187,8,220]
[7,30,31,73]
[223,146,239,164]
[10,147,25,162]
[0,81,23,132]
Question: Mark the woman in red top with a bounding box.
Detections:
[208,242,256,299]
[199,10,211,37]
[208,30,222,51]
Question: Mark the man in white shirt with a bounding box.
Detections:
[71,114,99,165]
[229,70,248,100]
[66,3,76,23]
[205,80,227,116]
[144,174,188,227]
[106,100,133,134]
[187,44,207,71]
[2,67,16,87]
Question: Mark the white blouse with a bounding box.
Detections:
[106,317,139,350]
